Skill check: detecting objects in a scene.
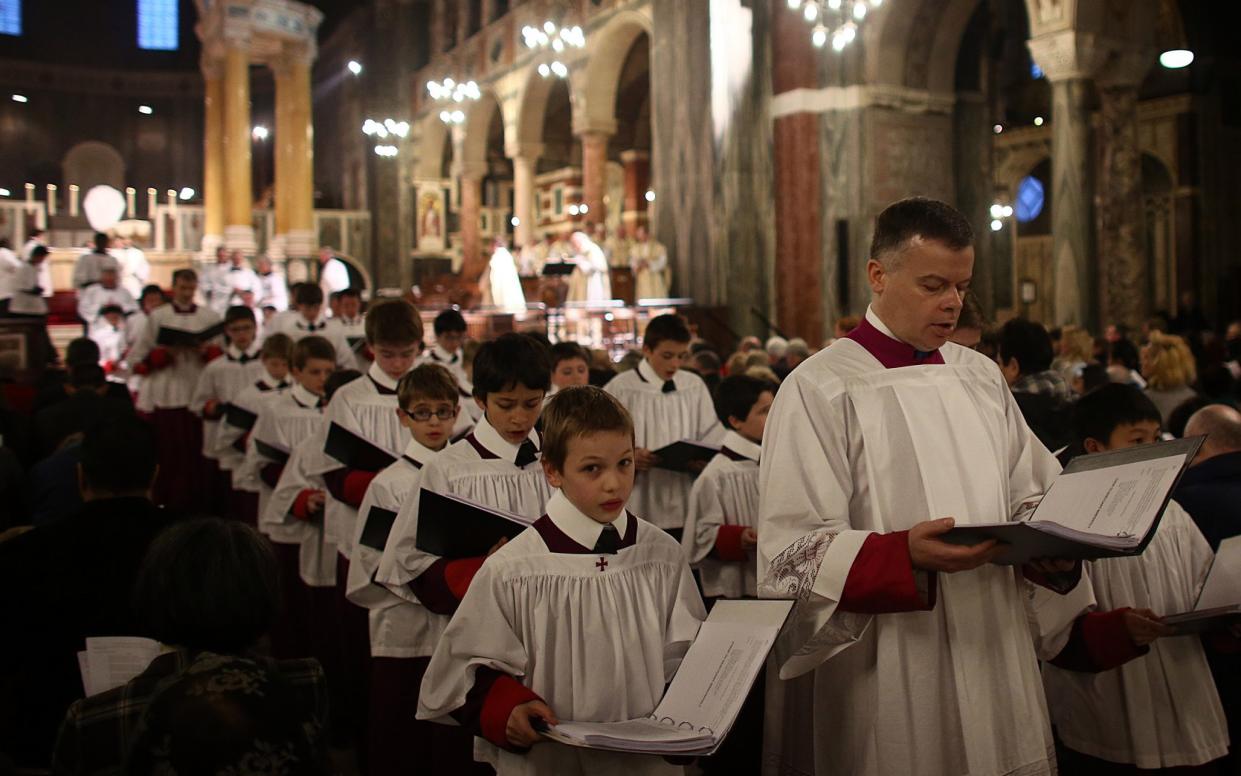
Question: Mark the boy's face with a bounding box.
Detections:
[142,291,163,313]
[225,319,257,351]
[397,397,459,451]
[339,295,361,319]
[543,430,635,524]
[1084,420,1161,454]
[293,357,334,396]
[476,384,545,445]
[264,356,290,383]
[103,311,124,328]
[644,339,690,381]
[552,357,590,389]
[297,302,322,323]
[373,340,419,381]
[730,390,774,444]
[436,329,465,354]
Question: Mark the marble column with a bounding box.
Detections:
[202,57,226,258]
[459,166,486,287]
[271,58,293,258]
[578,130,611,226]
[222,43,256,253]
[1048,77,1092,327]
[507,142,542,248]
[1095,63,1150,330]
[620,150,650,231]
[954,92,998,312]
[284,51,316,260]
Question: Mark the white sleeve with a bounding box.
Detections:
[76,286,97,323]
[683,471,725,565]
[376,461,450,603]
[188,362,219,414]
[648,245,668,273]
[128,307,159,364]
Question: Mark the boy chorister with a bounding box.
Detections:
[417,386,707,776]
[423,308,479,422]
[128,268,222,509]
[326,288,370,371]
[211,334,293,491]
[682,374,775,600]
[604,314,724,538]
[190,306,265,501]
[1041,384,1229,770]
[246,336,337,657]
[303,299,424,753]
[376,333,555,771]
[269,283,354,370]
[346,364,461,776]
[548,341,591,398]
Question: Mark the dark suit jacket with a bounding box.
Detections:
[1174,450,1241,551]
[33,391,134,458]
[0,497,172,768]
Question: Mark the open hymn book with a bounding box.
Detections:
[541,599,793,756]
[1165,534,1241,634]
[77,637,162,696]
[942,436,1203,565]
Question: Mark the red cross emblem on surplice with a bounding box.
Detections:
[595,556,608,572]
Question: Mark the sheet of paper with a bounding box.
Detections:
[1198,535,1241,611]
[1034,454,1186,539]
[82,637,161,696]
[77,651,92,696]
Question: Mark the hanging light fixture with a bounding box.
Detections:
[522,17,584,79]
[786,0,882,53]
[426,76,481,124]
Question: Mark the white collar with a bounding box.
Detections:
[295,314,328,330]
[721,430,762,462]
[865,305,901,342]
[228,344,260,361]
[259,367,286,388]
[290,382,321,408]
[402,436,440,466]
[430,344,460,364]
[472,414,538,463]
[367,361,400,392]
[545,490,629,551]
[636,357,666,386]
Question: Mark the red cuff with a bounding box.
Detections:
[341,470,378,508]
[480,674,542,749]
[445,556,487,600]
[291,488,319,521]
[146,347,171,370]
[1079,608,1147,670]
[713,525,749,562]
[839,531,936,614]
[133,361,150,376]
[202,344,223,362]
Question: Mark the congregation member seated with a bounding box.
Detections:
[0,417,168,770]
[52,517,330,775]
[998,318,1074,452]
[33,363,133,458]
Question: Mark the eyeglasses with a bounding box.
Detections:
[400,407,457,422]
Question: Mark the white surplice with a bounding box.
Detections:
[376,415,553,601]
[265,310,354,370]
[210,370,288,475]
[757,309,1063,776]
[1042,501,1229,768]
[417,490,706,776]
[247,383,325,527]
[347,438,444,658]
[682,430,761,598]
[129,304,222,412]
[266,428,338,587]
[604,360,724,530]
[189,346,265,461]
[304,363,407,559]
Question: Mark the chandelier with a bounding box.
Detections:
[426,77,481,124]
[362,118,409,157]
[786,0,883,52]
[522,21,584,78]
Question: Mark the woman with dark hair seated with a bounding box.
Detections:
[52,518,330,775]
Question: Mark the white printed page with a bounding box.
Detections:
[1197,535,1241,611]
[82,637,161,696]
[1033,454,1186,539]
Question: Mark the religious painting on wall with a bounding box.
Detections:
[0,330,29,372]
[417,186,446,252]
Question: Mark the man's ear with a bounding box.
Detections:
[1083,437,1106,454]
[866,259,886,295]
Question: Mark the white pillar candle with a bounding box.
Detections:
[69,184,80,217]
[148,187,157,217]
[25,182,34,210]
[46,184,57,216]
[126,187,136,218]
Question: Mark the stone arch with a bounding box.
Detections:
[416,114,451,179]
[577,8,653,133]
[460,88,505,171]
[62,141,125,192]
[514,64,570,149]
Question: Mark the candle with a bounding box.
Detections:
[69,184,80,217]
[126,187,136,218]
[24,182,34,211]
[167,189,176,212]
[46,184,57,216]
[147,187,157,217]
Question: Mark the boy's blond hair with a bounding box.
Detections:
[541,386,634,470]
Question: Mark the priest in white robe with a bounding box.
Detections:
[487,239,527,315]
[758,198,1074,776]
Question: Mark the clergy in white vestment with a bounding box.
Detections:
[255,255,290,311]
[72,233,121,293]
[565,231,611,303]
[487,239,527,315]
[757,198,1076,776]
[417,386,705,776]
[76,267,138,327]
[1041,384,1229,770]
[629,225,669,300]
[318,246,352,304]
[216,250,262,311]
[117,238,150,299]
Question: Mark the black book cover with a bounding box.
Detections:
[254,439,290,465]
[415,489,532,558]
[359,506,399,552]
[223,403,258,431]
[541,262,576,277]
[651,440,719,475]
[324,421,397,471]
[156,321,226,347]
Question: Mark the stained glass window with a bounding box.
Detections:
[138,0,178,50]
[1015,176,1045,223]
[0,0,21,36]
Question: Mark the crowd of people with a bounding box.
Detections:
[0,197,1240,776]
